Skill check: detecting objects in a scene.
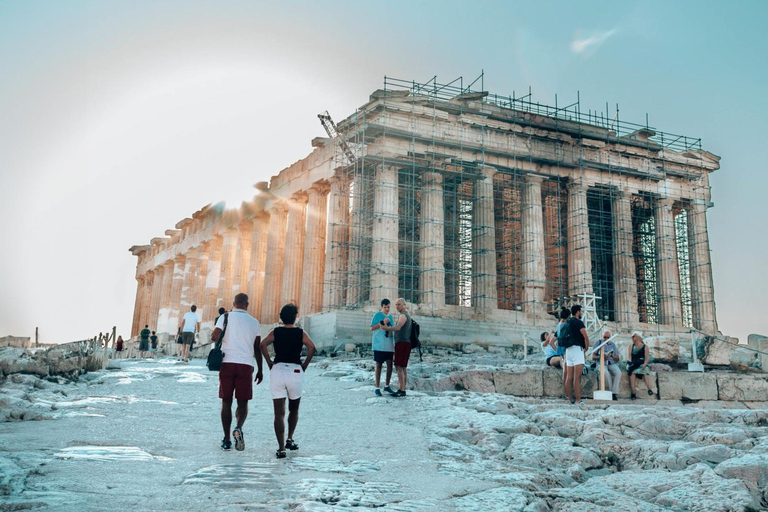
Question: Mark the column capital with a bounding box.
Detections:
[422,170,444,185]
[567,179,589,192]
[290,191,309,204]
[308,180,331,196]
[524,173,545,184]
[268,201,289,216]
[478,165,497,179]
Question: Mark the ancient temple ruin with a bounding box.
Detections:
[129,76,720,346]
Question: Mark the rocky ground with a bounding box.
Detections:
[1,353,767,511]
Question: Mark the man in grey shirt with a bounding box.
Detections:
[592,330,621,400]
[382,298,412,398]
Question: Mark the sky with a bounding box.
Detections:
[1,0,766,344]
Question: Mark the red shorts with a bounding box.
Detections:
[394,342,411,368]
[218,363,253,401]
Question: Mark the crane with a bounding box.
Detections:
[318,111,356,165]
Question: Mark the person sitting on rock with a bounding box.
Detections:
[592,331,621,400]
[627,332,657,399]
[541,331,562,369]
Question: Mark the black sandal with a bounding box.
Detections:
[276,449,286,459]
[631,392,637,400]
[285,439,298,451]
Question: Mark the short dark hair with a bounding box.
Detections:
[381,298,390,306]
[151,331,155,335]
[191,305,197,312]
[144,324,148,328]
[571,304,582,316]
[540,332,548,342]
[559,307,571,320]
[280,303,298,324]
[218,307,226,315]
[234,293,248,307]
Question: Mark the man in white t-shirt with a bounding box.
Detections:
[211,293,263,452]
[179,305,201,362]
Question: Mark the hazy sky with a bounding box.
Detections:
[1,1,766,344]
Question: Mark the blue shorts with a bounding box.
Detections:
[373,350,394,363]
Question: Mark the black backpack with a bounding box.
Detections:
[410,318,423,362]
[206,313,228,372]
[558,318,577,349]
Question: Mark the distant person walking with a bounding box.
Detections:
[261,303,316,459]
[628,332,657,399]
[175,327,183,359]
[592,331,621,400]
[370,299,395,396]
[381,298,412,398]
[116,335,124,357]
[563,305,589,405]
[215,307,227,326]
[179,305,201,363]
[211,293,263,452]
[139,325,150,359]
[149,331,158,359]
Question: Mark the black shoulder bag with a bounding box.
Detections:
[206,313,228,372]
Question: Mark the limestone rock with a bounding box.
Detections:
[462,343,485,354]
[717,374,768,401]
[700,336,737,366]
[730,347,758,372]
[450,371,495,393]
[747,334,768,372]
[644,335,680,364]
[657,372,718,401]
[494,369,543,396]
[503,433,603,471]
[344,343,356,353]
[715,453,768,505]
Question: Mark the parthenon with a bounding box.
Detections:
[129,76,720,345]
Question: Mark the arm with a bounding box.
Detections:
[211,328,222,342]
[384,314,406,332]
[580,328,589,351]
[301,331,316,371]
[643,344,650,370]
[253,335,263,383]
[260,330,275,369]
[195,321,201,334]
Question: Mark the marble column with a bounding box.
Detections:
[217,227,239,311]
[138,273,152,335]
[419,171,445,310]
[203,236,223,325]
[522,174,546,317]
[612,192,640,325]
[147,269,162,335]
[180,248,200,314]
[472,166,498,310]
[346,175,365,306]
[131,276,145,337]
[655,198,683,326]
[261,202,289,323]
[166,255,186,333]
[567,181,593,296]
[689,202,718,333]
[247,213,270,319]
[195,242,210,321]
[233,220,253,300]
[370,165,399,303]
[281,193,309,308]
[301,182,330,315]
[323,175,350,310]
[156,261,174,332]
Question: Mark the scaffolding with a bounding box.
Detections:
[321,73,718,335]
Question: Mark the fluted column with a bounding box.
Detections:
[419,171,445,309]
[323,175,349,310]
[261,202,289,323]
[281,193,309,308]
[346,175,365,306]
[472,165,498,310]
[166,255,186,333]
[567,181,593,295]
[147,269,162,334]
[612,192,640,325]
[180,248,200,313]
[522,174,546,316]
[689,202,718,333]
[233,220,253,300]
[217,227,239,311]
[156,261,174,332]
[301,183,330,315]
[370,164,399,303]
[202,237,223,325]
[138,273,152,334]
[655,198,683,326]
[131,275,145,337]
[195,242,210,321]
[247,213,270,319]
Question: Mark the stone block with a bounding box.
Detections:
[451,371,495,393]
[494,369,543,397]
[542,368,565,397]
[657,372,718,401]
[747,334,768,372]
[717,374,768,401]
[730,347,758,372]
[700,336,737,366]
[645,336,680,364]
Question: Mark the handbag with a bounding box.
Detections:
[206,313,228,372]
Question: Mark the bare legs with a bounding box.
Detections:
[221,398,248,441]
[273,398,301,451]
[395,366,407,392]
[564,364,583,402]
[630,373,656,396]
[374,360,393,388]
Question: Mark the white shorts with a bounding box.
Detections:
[565,346,585,367]
[269,363,305,400]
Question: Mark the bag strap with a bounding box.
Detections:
[216,313,229,349]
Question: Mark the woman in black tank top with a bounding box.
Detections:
[627,332,657,399]
[260,304,316,459]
